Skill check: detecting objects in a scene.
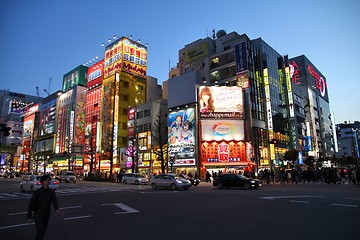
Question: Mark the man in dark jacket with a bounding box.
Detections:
[27,175,61,240]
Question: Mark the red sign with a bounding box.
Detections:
[290,61,301,84]
[87,60,104,88]
[307,64,327,97]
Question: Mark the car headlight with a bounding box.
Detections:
[176,180,182,184]
[251,180,255,183]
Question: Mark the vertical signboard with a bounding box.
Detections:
[104,39,123,78]
[235,42,249,88]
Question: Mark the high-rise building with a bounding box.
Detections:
[100,37,147,175]
[289,55,333,161]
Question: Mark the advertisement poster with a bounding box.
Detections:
[198,86,244,119]
[39,98,56,136]
[168,107,196,166]
[201,120,245,141]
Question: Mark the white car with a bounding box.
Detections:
[122,173,149,185]
[20,175,59,193]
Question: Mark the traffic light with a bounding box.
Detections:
[0,123,11,137]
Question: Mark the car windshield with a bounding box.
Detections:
[66,172,75,176]
[134,174,143,178]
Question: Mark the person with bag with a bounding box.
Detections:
[27,174,61,240]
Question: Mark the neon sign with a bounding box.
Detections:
[307,65,326,97]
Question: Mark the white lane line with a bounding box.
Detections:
[289,200,309,204]
[259,195,324,200]
[0,223,33,230]
[331,203,359,208]
[8,211,27,216]
[64,215,91,221]
[60,206,82,210]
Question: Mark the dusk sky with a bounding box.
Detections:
[1,0,359,124]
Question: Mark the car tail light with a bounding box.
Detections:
[53,181,59,185]
[37,182,42,185]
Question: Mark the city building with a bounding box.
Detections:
[336,121,360,159]
[0,90,40,171]
[100,37,147,176]
[53,65,88,174]
[289,55,334,161]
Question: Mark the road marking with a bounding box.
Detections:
[8,211,27,216]
[331,203,359,208]
[64,215,91,221]
[0,223,33,230]
[289,200,309,204]
[344,198,360,201]
[60,206,82,210]
[259,195,324,200]
[102,202,139,214]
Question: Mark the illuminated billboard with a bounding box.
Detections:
[235,42,248,73]
[87,60,104,88]
[122,38,147,78]
[168,107,196,166]
[63,65,88,92]
[23,116,35,139]
[201,120,244,141]
[8,99,34,114]
[198,86,244,119]
[39,98,56,136]
[104,37,147,79]
[200,141,248,165]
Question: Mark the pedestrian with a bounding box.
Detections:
[27,174,61,240]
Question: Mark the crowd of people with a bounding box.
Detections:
[204,167,360,186]
[256,167,360,185]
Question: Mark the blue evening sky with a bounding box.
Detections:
[0,0,359,124]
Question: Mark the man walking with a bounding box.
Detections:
[27,174,61,240]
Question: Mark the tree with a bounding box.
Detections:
[284,149,299,167]
[151,106,168,174]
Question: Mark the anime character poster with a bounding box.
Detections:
[168,107,196,166]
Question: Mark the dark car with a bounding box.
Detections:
[213,173,261,189]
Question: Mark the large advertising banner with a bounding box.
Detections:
[23,115,35,139]
[104,39,123,78]
[201,141,247,165]
[23,104,38,139]
[184,42,209,64]
[100,79,115,151]
[235,42,249,89]
[198,86,244,119]
[168,107,196,166]
[87,59,104,88]
[122,38,147,78]
[39,98,56,136]
[201,120,244,141]
[75,101,86,145]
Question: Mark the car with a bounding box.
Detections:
[22,172,34,181]
[177,174,201,186]
[20,175,60,193]
[150,174,192,190]
[59,171,77,183]
[213,173,261,189]
[122,173,149,185]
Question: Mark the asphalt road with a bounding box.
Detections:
[0,178,359,240]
